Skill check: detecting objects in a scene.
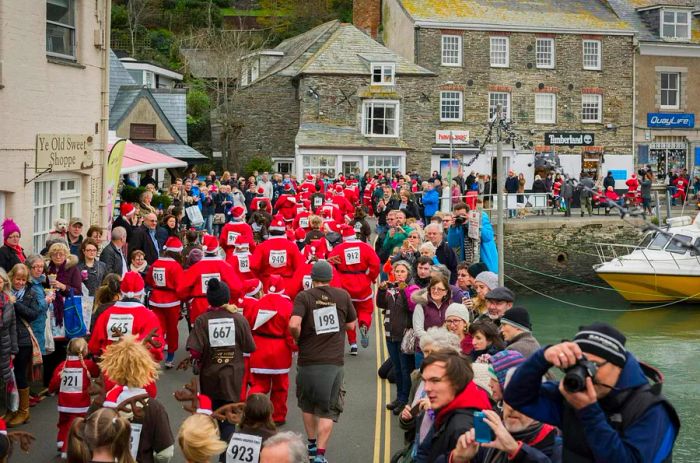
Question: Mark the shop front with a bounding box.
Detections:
[295,149,406,179]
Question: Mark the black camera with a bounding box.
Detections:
[454,215,467,225]
[563,355,599,393]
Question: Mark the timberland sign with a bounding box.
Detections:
[544,132,595,147]
[36,133,93,172]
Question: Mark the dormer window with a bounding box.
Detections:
[371,63,395,86]
[661,10,691,40]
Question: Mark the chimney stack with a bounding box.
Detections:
[353,0,381,39]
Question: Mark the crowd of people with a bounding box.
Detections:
[0,167,681,462]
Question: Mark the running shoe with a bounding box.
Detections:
[307,443,317,461]
[360,325,369,348]
[350,345,358,356]
[313,456,328,463]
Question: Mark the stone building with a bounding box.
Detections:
[231,20,437,178]
[379,0,637,186]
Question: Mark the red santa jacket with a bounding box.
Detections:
[250,197,272,214]
[328,238,380,301]
[49,355,100,413]
[293,210,312,231]
[88,300,164,361]
[273,195,298,223]
[226,250,254,281]
[626,177,639,192]
[220,221,255,257]
[248,293,296,374]
[321,201,344,224]
[249,236,303,287]
[144,257,183,308]
[177,256,242,308]
[287,260,343,300]
[331,194,354,221]
[345,184,360,205]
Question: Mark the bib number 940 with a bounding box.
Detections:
[269,250,287,268]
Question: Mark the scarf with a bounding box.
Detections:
[482,422,555,463]
[4,241,25,263]
[130,261,148,274]
[11,286,26,301]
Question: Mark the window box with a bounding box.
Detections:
[535,93,556,124]
[582,40,601,70]
[581,94,602,123]
[490,37,509,68]
[441,35,462,67]
[362,100,400,137]
[440,91,463,122]
[536,38,555,69]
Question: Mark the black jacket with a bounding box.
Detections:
[603,175,616,190]
[532,179,547,193]
[377,285,412,341]
[0,246,24,273]
[100,242,126,276]
[505,176,520,194]
[14,289,41,348]
[128,225,167,265]
[112,215,135,242]
[397,200,421,220]
[435,240,458,284]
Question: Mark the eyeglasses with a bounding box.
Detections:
[31,265,45,270]
[445,319,464,325]
[84,248,97,253]
[430,287,447,293]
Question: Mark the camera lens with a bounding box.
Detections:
[563,365,587,393]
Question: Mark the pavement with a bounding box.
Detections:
[12,308,405,463]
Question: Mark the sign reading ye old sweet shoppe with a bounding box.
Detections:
[36,134,93,172]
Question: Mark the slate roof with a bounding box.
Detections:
[151,90,188,143]
[295,123,412,150]
[397,0,633,33]
[139,142,208,161]
[607,0,700,43]
[109,50,136,108]
[180,49,239,79]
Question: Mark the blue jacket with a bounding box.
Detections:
[27,275,48,355]
[446,212,498,273]
[504,348,678,463]
[422,189,440,217]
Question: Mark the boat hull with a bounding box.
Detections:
[595,272,700,303]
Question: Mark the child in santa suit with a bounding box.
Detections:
[321,197,344,225]
[226,241,254,281]
[89,271,164,361]
[48,337,99,458]
[177,235,242,323]
[145,237,184,369]
[220,205,255,259]
[247,275,296,425]
[327,225,380,352]
[249,216,303,290]
[287,238,339,301]
[363,179,377,216]
[292,201,313,232]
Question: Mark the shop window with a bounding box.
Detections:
[536,38,555,68]
[46,0,76,60]
[302,155,336,177]
[582,40,601,70]
[367,156,401,176]
[441,35,462,67]
[362,100,399,137]
[490,37,509,67]
[649,142,687,180]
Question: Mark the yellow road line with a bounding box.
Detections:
[380,312,391,463]
[373,304,382,463]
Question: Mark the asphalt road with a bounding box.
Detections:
[12,307,405,463]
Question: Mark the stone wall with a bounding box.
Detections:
[503,219,644,294]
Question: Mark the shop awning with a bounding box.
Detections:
[109,141,188,174]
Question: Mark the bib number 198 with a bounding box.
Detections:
[313,305,340,335]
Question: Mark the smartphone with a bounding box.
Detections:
[473,411,494,443]
[409,402,422,418]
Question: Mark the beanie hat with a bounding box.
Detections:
[120,202,136,217]
[267,275,285,294]
[120,271,145,298]
[230,206,246,221]
[206,278,230,307]
[186,248,204,267]
[311,259,333,282]
[471,363,493,397]
[475,271,498,290]
[501,306,531,332]
[573,322,627,368]
[445,303,470,324]
[1,219,20,241]
[269,215,286,233]
[202,235,219,254]
[467,262,489,279]
[489,350,525,388]
[196,393,213,415]
[339,225,356,241]
[163,236,183,253]
[244,278,263,297]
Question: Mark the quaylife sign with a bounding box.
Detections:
[435,130,469,144]
[647,113,695,129]
[36,134,94,172]
[544,132,594,147]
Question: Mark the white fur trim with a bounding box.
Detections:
[250,367,290,374]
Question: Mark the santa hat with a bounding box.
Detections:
[269,215,286,233]
[339,224,357,241]
[120,272,145,298]
[103,385,125,408]
[0,417,6,435]
[163,236,183,253]
[294,227,306,241]
[334,184,344,193]
[284,183,292,191]
[202,235,220,254]
[244,278,263,297]
[303,200,311,210]
[267,275,285,295]
[230,206,246,221]
[257,187,265,195]
[306,174,314,182]
[196,393,213,415]
[120,202,136,217]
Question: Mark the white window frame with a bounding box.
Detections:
[490,37,509,68]
[535,93,556,124]
[441,35,462,67]
[440,91,463,122]
[367,156,401,176]
[581,94,602,123]
[362,100,400,138]
[660,72,680,109]
[33,174,82,253]
[661,10,691,41]
[371,62,396,86]
[582,40,601,70]
[46,0,76,60]
[302,155,337,177]
[536,38,555,69]
[488,92,511,121]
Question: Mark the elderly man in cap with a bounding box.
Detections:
[500,306,541,358]
[476,286,515,325]
[67,217,84,256]
[505,322,680,462]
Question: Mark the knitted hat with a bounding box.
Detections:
[202,235,219,254]
[196,393,213,415]
[573,322,627,368]
[467,262,489,279]
[267,275,285,294]
[311,260,333,282]
[339,225,356,241]
[471,363,493,397]
[120,271,145,298]
[230,206,246,221]
[163,236,183,253]
[186,248,204,267]
[489,350,525,388]
[206,278,230,307]
[120,202,136,217]
[244,278,263,297]
[501,306,531,332]
[485,286,515,302]
[475,271,498,290]
[445,303,470,324]
[269,215,286,233]
[1,218,20,241]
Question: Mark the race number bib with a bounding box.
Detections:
[299,217,309,228]
[237,255,250,273]
[129,423,143,459]
[208,318,236,347]
[313,196,323,207]
[201,273,221,294]
[269,250,287,268]
[344,246,361,265]
[227,231,240,246]
[353,222,362,233]
[152,267,166,287]
[296,207,305,215]
[227,433,262,463]
[60,368,83,393]
[107,314,134,340]
[313,305,340,335]
[302,275,313,291]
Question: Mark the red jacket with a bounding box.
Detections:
[293,210,312,231]
[327,238,380,301]
[226,251,254,281]
[49,355,100,414]
[177,256,242,303]
[274,195,298,223]
[332,194,354,220]
[321,201,345,224]
[250,197,272,214]
[250,236,303,287]
[626,177,639,192]
[88,300,164,361]
[286,260,343,300]
[248,293,296,374]
[145,257,183,308]
[220,221,255,257]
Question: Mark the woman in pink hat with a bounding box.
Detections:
[0,218,26,272]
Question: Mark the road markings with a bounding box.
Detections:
[373,304,383,463]
[380,310,392,463]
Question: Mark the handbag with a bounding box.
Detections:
[213,213,226,225]
[63,289,87,339]
[400,328,416,354]
[186,205,204,227]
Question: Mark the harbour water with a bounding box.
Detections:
[519,289,700,462]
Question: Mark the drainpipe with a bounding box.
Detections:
[632,36,637,170]
[100,0,112,227]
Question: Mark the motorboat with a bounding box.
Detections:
[593,213,700,303]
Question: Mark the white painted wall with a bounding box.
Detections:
[601,155,635,189]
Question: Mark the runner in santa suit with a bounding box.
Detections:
[344,178,360,205]
[273,184,298,228]
[287,238,343,300]
[144,237,184,369]
[363,179,377,215]
[249,215,303,290]
[237,278,264,402]
[292,201,313,232]
[321,208,340,234]
[250,188,272,214]
[321,198,344,224]
[327,225,380,352]
[299,174,316,200]
[226,241,254,282]
[89,271,165,361]
[177,235,242,324]
[247,275,296,425]
[220,205,255,258]
[331,184,355,222]
[673,175,688,204]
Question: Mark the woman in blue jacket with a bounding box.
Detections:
[422,183,440,223]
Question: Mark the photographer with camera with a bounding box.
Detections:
[446,202,497,273]
[504,322,680,462]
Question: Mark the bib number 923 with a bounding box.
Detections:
[226,433,261,463]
